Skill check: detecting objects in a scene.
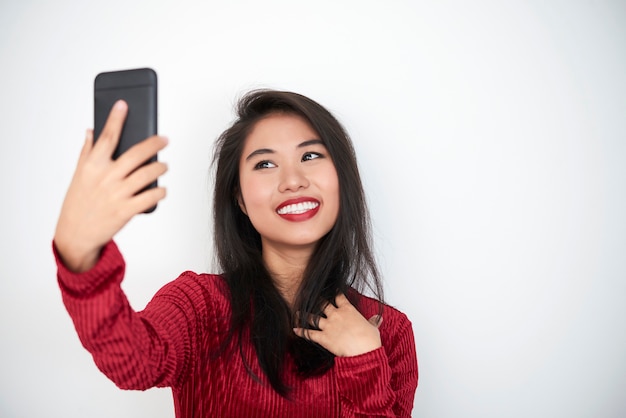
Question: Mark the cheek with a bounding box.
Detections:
[239,174,272,212]
[323,167,341,214]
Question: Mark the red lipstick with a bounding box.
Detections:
[276,197,320,222]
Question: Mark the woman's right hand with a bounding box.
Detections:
[54,100,168,272]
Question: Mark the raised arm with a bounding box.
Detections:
[54,100,176,389]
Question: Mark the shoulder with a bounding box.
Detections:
[150,271,232,317]
[349,291,410,322]
[169,271,229,294]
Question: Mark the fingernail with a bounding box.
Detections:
[114,100,127,110]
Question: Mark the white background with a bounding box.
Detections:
[1,1,625,417]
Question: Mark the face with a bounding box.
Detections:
[238,113,340,255]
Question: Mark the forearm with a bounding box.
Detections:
[334,312,418,417]
[335,347,397,417]
[55,240,184,390]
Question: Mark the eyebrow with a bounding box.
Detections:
[244,139,325,161]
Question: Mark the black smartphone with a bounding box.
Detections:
[94,67,158,212]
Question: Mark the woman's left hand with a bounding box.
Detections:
[293,294,382,357]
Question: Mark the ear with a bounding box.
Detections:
[236,193,248,216]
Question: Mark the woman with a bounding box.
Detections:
[53,90,418,417]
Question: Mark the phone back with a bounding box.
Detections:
[94,68,158,212]
[94,68,157,160]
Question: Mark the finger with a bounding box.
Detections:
[115,135,168,177]
[93,100,128,158]
[334,293,349,307]
[128,186,167,215]
[304,313,323,330]
[320,300,333,316]
[122,161,168,197]
[368,315,383,328]
[294,310,323,329]
[293,327,322,343]
[323,294,348,317]
[77,130,94,163]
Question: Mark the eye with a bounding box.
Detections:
[302,152,323,162]
[254,160,276,170]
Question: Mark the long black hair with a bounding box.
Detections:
[212,90,383,396]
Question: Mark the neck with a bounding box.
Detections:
[261,242,313,307]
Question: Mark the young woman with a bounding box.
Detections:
[53,90,418,417]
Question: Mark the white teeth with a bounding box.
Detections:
[277,201,319,215]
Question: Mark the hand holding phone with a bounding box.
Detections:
[53,69,168,272]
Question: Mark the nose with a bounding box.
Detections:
[278,163,310,193]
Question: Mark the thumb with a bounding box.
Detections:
[77,130,94,163]
[368,315,383,328]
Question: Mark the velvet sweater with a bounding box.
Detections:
[55,241,418,417]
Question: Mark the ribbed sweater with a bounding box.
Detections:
[54,241,418,417]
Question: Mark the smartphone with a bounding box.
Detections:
[94,67,158,212]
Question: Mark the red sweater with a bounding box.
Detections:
[55,241,418,417]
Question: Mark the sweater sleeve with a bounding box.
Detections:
[334,311,418,417]
[54,240,209,391]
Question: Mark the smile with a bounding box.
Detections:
[277,201,320,215]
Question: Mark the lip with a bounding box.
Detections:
[276,197,320,222]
